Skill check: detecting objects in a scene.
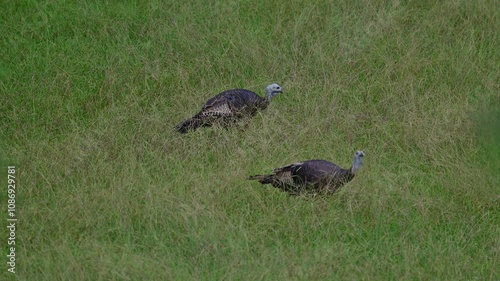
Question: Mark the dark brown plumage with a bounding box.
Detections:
[175,84,282,133]
[249,151,365,195]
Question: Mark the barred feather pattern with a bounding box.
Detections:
[175,89,270,133]
[249,160,356,195]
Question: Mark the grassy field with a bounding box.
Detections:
[1,0,499,280]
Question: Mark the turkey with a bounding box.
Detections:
[175,83,283,133]
[248,151,365,195]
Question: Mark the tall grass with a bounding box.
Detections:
[1,0,499,280]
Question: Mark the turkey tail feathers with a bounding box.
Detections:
[248,174,274,184]
[175,118,204,133]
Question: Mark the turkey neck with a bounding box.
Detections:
[350,156,363,174]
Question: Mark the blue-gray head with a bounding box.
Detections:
[351,150,365,174]
[265,83,283,100]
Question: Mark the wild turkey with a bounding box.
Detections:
[175,83,283,133]
[249,151,365,195]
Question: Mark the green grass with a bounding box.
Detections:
[1,0,499,280]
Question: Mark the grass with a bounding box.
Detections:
[1,0,499,280]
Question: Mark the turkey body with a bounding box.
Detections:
[176,89,271,133]
[249,150,365,195]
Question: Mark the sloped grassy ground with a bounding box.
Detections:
[1,0,499,280]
